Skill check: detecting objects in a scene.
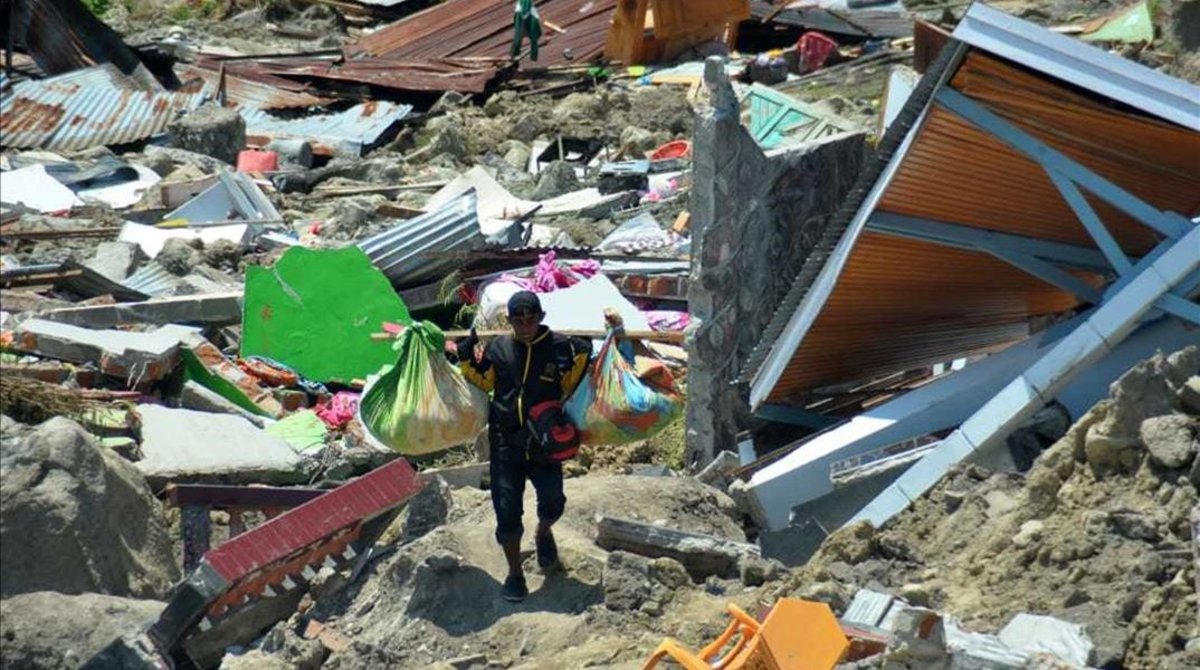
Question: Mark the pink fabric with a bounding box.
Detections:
[798,31,838,72]
[316,391,360,429]
[644,311,690,332]
[497,251,601,294]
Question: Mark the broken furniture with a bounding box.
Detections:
[163,483,326,571]
[642,598,849,669]
[82,457,424,669]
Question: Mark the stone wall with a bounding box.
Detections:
[685,57,869,468]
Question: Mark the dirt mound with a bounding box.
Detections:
[783,346,1200,669]
[309,475,779,670]
[0,416,180,599]
[0,591,165,670]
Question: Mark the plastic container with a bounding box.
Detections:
[237,149,279,173]
[650,140,691,161]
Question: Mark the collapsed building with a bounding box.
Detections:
[0,0,1198,668]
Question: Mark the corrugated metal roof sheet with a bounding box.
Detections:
[239,101,413,156]
[123,262,181,297]
[178,63,334,110]
[330,0,618,93]
[0,67,209,151]
[358,190,485,288]
[743,6,1200,409]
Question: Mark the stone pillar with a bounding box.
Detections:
[685,57,868,469]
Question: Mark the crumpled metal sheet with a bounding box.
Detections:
[239,101,414,156]
[0,66,209,151]
[358,190,486,288]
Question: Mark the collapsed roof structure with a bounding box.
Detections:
[738,3,1200,533]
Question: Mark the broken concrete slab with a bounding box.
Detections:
[242,246,410,383]
[0,592,165,670]
[38,291,242,329]
[10,320,199,382]
[179,380,268,428]
[134,404,305,487]
[594,515,760,581]
[118,221,259,260]
[83,241,145,283]
[168,103,246,165]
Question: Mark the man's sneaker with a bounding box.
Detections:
[501,574,528,602]
[536,531,559,570]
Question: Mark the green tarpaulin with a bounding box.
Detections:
[242,246,411,383]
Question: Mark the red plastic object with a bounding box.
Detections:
[651,140,691,161]
[237,149,279,172]
[798,31,839,73]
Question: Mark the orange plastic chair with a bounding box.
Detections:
[641,598,849,670]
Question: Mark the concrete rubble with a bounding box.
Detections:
[0,0,1197,669]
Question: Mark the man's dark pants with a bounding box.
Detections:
[489,429,565,543]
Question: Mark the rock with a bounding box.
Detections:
[1179,376,1200,415]
[1057,603,1128,668]
[795,580,853,614]
[0,591,165,670]
[255,621,328,670]
[1140,414,1198,469]
[0,417,179,598]
[500,141,531,170]
[204,239,244,273]
[898,582,940,608]
[168,103,247,165]
[401,474,453,543]
[158,237,204,276]
[83,241,144,282]
[508,113,543,143]
[552,93,606,126]
[603,550,652,611]
[1012,520,1045,548]
[649,557,691,589]
[530,161,580,201]
[984,489,1019,518]
[739,556,783,587]
[1084,425,1141,474]
[1109,510,1160,543]
[320,195,389,242]
[619,126,658,155]
[1086,352,1186,475]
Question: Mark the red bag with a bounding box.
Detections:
[237,149,279,172]
[527,400,580,461]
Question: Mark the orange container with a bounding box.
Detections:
[651,140,691,161]
[237,149,279,172]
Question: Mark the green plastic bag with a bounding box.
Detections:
[358,321,488,455]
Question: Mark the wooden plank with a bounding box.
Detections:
[595,515,759,580]
[371,329,685,344]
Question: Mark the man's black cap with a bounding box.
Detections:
[507,290,543,316]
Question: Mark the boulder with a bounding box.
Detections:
[1140,414,1198,469]
[530,161,580,201]
[0,591,164,670]
[167,103,247,165]
[83,241,145,282]
[602,550,651,611]
[0,417,179,598]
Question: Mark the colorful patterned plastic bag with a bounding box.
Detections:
[358,321,488,455]
[565,331,683,446]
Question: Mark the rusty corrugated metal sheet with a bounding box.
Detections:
[327,0,617,93]
[179,63,333,110]
[0,67,209,151]
[745,34,1200,406]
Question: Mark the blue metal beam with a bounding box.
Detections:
[935,88,1189,238]
[1155,294,1200,327]
[868,212,1115,271]
[755,403,839,429]
[1044,170,1134,275]
[987,247,1103,303]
